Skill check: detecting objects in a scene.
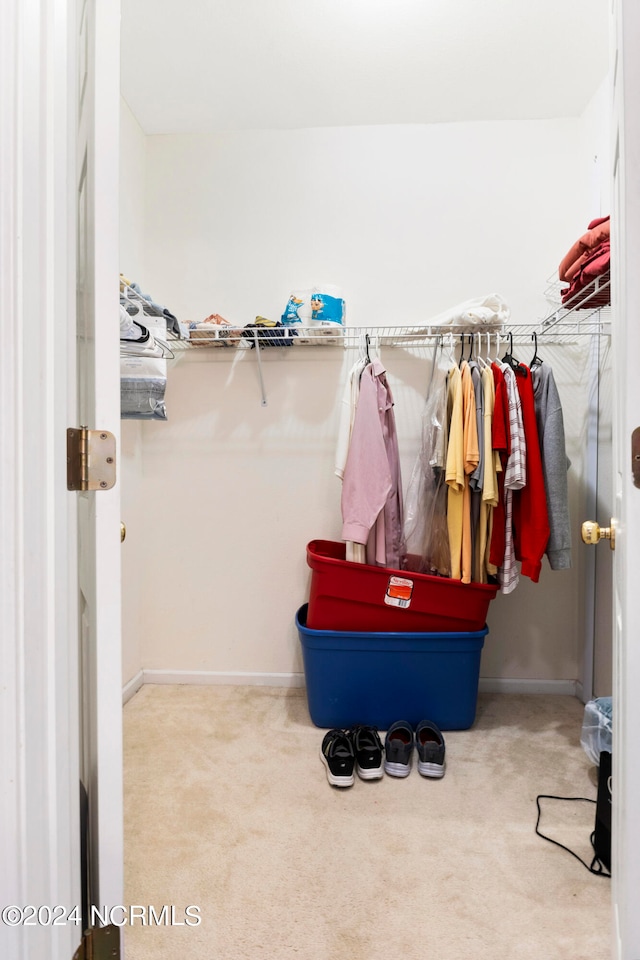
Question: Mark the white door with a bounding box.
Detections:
[75,0,123,922]
[610,1,640,956]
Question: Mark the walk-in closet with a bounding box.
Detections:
[118,2,614,957]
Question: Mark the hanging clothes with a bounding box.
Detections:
[531,361,572,570]
[341,358,404,568]
[498,363,526,595]
[460,361,480,583]
[335,356,368,481]
[403,344,450,576]
[488,362,510,574]
[479,365,499,583]
[445,364,464,580]
[336,348,371,564]
[444,360,479,583]
[512,366,550,582]
[468,360,485,583]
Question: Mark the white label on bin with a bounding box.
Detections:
[384,576,414,608]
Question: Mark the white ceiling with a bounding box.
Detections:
[121,0,609,135]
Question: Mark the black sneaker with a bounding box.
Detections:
[320,729,355,788]
[384,721,414,778]
[348,725,384,780]
[415,719,446,778]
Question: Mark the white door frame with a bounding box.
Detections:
[611,2,640,955]
[1,0,121,955]
[1,0,80,956]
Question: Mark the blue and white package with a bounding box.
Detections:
[282,286,345,327]
[282,290,313,325]
[310,292,345,326]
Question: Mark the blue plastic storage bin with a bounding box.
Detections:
[296,604,487,731]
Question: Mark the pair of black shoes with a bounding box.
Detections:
[320,726,384,787]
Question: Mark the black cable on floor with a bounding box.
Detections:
[535,794,611,878]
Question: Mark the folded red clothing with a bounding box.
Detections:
[561,240,609,300]
[558,216,610,282]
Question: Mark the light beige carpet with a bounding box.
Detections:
[123,687,610,960]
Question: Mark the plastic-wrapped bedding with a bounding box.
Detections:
[120,314,168,421]
[580,696,612,766]
[120,354,167,420]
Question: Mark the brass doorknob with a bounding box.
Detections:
[581,520,615,550]
[120,521,126,543]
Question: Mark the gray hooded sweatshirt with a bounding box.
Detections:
[531,362,572,569]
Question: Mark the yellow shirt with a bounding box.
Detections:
[445,365,464,580]
[461,361,479,583]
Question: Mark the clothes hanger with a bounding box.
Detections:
[502,331,515,364]
[357,332,369,365]
[467,335,474,363]
[502,331,528,376]
[530,331,543,367]
[445,332,456,366]
[475,332,488,369]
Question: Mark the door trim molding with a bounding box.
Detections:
[0,0,80,956]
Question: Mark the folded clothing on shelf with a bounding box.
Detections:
[558,216,610,308]
[242,317,297,347]
[187,313,242,346]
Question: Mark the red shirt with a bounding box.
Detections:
[512,365,550,582]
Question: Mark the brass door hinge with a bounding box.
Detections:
[67,427,116,491]
[72,924,121,960]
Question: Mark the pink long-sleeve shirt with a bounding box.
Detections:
[341,359,404,568]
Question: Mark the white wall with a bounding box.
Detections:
[142,120,586,328]
[120,98,147,688]
[116,116,606,686]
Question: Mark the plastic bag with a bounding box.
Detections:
[426,293,509,332]
[120,314,168,420]
[403,343,451,576]
[580,697,613,766]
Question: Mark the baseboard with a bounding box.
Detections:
[575,681,586,704]
[141,669,306,689]
[122,669,145,704]
[123,671,579,698]
[478,677,578,696]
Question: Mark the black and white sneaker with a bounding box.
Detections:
[348,725,384,780]
[384,721,414,778]
[320,729,355,788]
[415,719,446,778]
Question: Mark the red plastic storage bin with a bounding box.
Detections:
[306,539,498,633]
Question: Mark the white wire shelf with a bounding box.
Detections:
[540,273,610,331]
[163,316,611,353]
